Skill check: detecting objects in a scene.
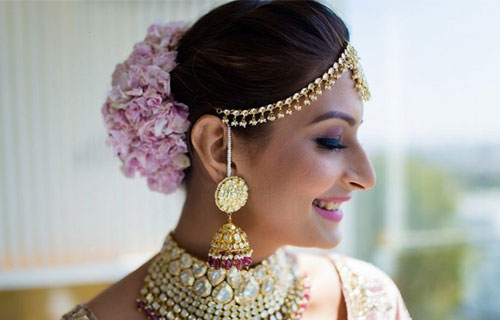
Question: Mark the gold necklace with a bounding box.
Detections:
[136,231,311,320]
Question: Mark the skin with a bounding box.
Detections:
[87,69,375,320]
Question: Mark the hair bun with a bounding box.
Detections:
[101,21,191,194]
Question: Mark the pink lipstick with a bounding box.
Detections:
[313,204,343,222]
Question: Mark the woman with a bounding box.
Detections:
[62,0,412,319]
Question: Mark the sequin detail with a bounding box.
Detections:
[327,253,413,320]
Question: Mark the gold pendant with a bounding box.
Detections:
[210,175,252,270]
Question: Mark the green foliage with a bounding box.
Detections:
[405,157,460,229]
[397,244,469,320]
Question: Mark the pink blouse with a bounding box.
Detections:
[325,252,413,320]
[61,252,412,320]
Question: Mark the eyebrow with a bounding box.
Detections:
[308,110,363,127]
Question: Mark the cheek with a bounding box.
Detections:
[285,141,344,194]
[253,142,343,210]
[241,140,345,245]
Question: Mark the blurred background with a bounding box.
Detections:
[1,0,499,319]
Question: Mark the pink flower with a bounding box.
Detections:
[147,166,185,194]
[153,50,178,71]
[111,63,130,91]
[124,100,142,125]
[102,21,191,195]
[145,65,171,95]
[128,43,154,66]
[143,86,163,108]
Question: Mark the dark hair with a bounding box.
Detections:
[170,0,350,183]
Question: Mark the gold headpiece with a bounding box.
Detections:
[215,41,370,128]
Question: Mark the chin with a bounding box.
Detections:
[291,228,342,250]
[308,209,343,249]
[315,228,342,250]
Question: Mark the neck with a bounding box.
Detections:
[173,180,282,267]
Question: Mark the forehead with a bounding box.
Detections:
[280,69,364,129]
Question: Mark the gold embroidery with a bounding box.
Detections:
[329,254,394,320]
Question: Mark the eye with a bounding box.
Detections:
[315,138,347,153]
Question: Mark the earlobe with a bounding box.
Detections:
[190,114,230,183]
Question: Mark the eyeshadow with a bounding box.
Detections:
[322,127,343,137]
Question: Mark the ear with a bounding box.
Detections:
[190,114,235,183]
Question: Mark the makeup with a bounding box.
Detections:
[313,204,343,222]
[322,127,343,137]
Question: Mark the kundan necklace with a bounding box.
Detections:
[136,231,311,320]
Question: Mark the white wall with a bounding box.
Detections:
[0,0,347,289]
[0,0,228,288]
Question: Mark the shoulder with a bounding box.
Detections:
[326,252,413,319]
[61,253,160,320]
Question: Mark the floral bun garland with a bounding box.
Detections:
[101,21,192,194]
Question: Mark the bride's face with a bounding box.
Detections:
[238,70,376,249]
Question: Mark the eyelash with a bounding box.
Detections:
[316,138,347,153]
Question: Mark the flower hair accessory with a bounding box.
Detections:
[101,21,192,194]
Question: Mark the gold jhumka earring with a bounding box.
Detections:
[207,41,370,272]
[208,124,253,271]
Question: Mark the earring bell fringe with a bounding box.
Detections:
[207,221,253,270]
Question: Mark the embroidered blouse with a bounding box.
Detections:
[60,252,412,320]
[325,252,412,320]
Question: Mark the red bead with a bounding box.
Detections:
[242,256,252,266]
[234,259,243,270]
[136,300,145,309]
[214,258,221,269]
[222,259,232,270]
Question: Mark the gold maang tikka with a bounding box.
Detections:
[208,40,370,271]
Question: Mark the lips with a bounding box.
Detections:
[312,196,351,222]
[313,203,343,222]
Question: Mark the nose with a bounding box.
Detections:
[342,146,376,191]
